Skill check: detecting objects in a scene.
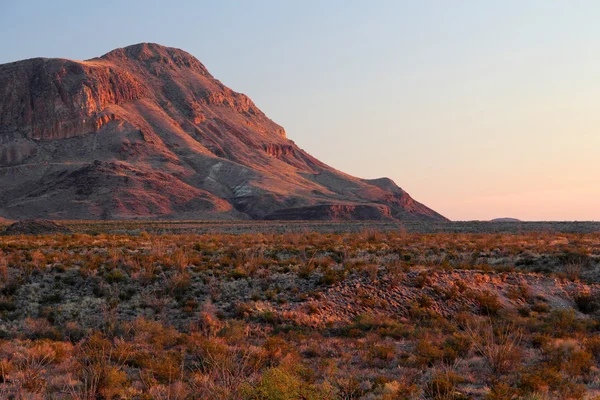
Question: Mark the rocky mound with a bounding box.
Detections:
[0,43,447,222]
[1,219,72,235]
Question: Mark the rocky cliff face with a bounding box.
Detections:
[0,43,447,221]
[0,58,145,141]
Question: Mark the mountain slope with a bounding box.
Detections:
[0,43,447,221]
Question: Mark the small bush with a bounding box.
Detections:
[475,291,503,316]
[242,366,328,400]
[573,291,600,314]
[424,370,465,400]
[467,322,522,374]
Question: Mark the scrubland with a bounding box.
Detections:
[1,228,600,399]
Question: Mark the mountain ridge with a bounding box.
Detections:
[0,43,448,222]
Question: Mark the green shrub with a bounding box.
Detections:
[243,367,328,400]
[104,268,128,284]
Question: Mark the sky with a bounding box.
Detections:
[1,1,599,221]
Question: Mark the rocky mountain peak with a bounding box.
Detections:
[0,44,446,222]
[98,43,212,77]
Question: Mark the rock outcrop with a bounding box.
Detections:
[1,219,72,235]
[0,43,447,221]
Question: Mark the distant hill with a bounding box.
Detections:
[0,43,447,222]
[491,217,521,222]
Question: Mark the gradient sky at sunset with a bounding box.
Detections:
[2,1,599,221]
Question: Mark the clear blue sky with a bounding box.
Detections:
[2,1,599,220]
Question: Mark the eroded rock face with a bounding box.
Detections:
[263,143,295,158]
[0,43,447,222]
[0,59,145,141]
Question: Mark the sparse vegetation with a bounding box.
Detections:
[0,226,599,398]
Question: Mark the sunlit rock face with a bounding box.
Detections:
[0,43,447,221]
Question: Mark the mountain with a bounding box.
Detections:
[491,218,521,222]
[0,43,447,221]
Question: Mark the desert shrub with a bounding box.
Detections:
[518,366,586,399]
[417,294,434,308]
[415,338,444,367]
[544,309,580,336]
[454,279,468,293]
[467,322,522,374]
[119,286,137,301]
[557,251,592,268]
[414,271,431,288]
[64,321,87,342]
[0,250,7,281]
[343,313,408,339]
[543,341,594,378]
[530,333,551,349]
[229,267,248,279]
[380,379,419,400]
[73,334,130,399]
[166,272,191,299]
[442,285,460,300]
[242,366,329,400]
[12,350,51,393]
[486,381,520,400]
[298,262,315,279]
[408,302,443,323]
[351,313,382,331]
[0,297,16,312]
[218,320,247,343]
[357,288,378,307]
[424,370,465,400]
[137,350,183,383]
[584,336,600,361]
[386,260,408,287]
[530,301,550,313]
[518,366,562,394]
[332,376,365,399]
[1,280,20,296]
[564,350,593,378]
[104,268,128,283]
[573,291,600,314]
[234,301,255,319]
[517,306,531,317]
[147,381,189,400]
[475,291,503,316]
[257,310,278,324]
[443,333,472,358]
[92,281,109,298]
[22,317,61,340]
[186,336,263,397]
[133,318,181,349]
[0,356,12,384]
[262,337,297,367]
[40,292,62,304]
[506,284,532,302]
[368,343,396,363]
[319,267,346,286]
